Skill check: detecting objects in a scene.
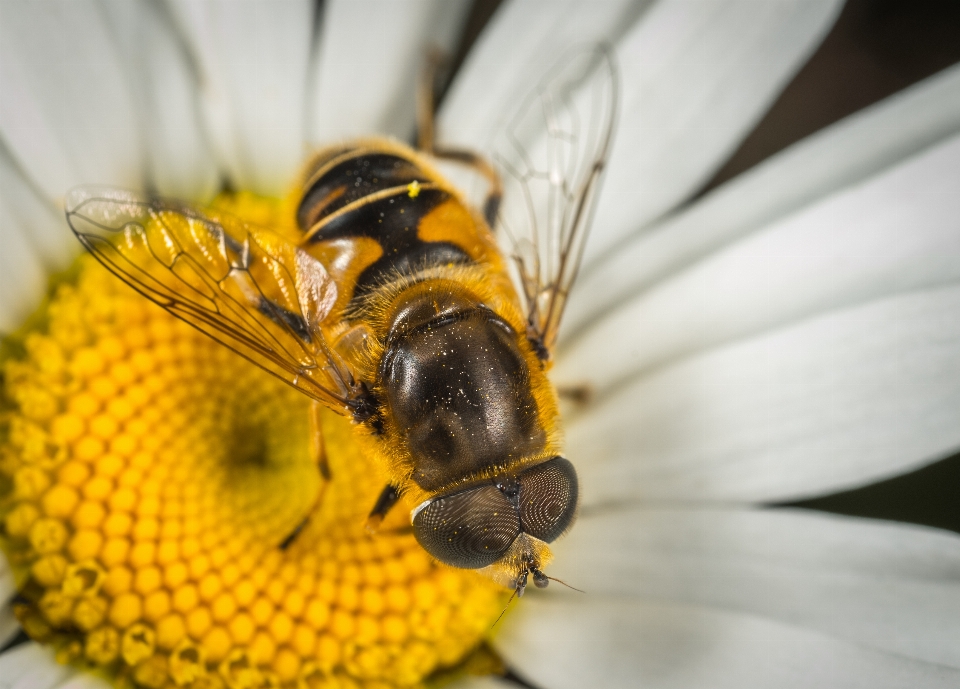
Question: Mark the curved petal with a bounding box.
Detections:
[565,63,960,337]
[449,678,516,689]
[0,0,144,199]
[0,555,17,648]
[568,283,960,503]
[52,676,112,689]
[0,643,76,689]
[550,507,960,667]
[0,142,66,332]
[100,0,219,200]
[556,132,960,392]
[438,0,644,146]
[583,0,844,265]
[0,143,74,270]
[308,0,471,142]
[167,0,314,195]
[0,183,47,334]
[497,597,960,689]
[441,0,843,263]
[0,555,12,604]
[56,672,112,689]
[0,617,17,654]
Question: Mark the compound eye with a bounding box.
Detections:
[412,484,520,569]
[517,456,579,543]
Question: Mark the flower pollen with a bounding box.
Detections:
[0,194,506,688]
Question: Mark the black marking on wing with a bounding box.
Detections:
[258,297,312,343]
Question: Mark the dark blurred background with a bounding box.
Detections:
[442,0,960,535]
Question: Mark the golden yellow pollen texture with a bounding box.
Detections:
[0,194,506,688]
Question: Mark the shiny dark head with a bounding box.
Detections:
[411,456,579,570]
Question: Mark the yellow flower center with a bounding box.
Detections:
[0,193,507,688]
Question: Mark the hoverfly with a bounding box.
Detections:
[66,46,618,599]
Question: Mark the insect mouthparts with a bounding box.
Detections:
[496,477,521,499]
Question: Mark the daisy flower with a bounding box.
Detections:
[2,1,960,689]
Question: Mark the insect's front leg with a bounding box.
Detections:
[364,483,402,534]
[310,400,331,480]
[279,402,330,550]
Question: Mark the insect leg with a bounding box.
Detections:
[417,50,502,227]
[417,48,446,154]
[310,401,331,480]
[279,403,331,551]
[279,475,330,550]
[279,519,308,550]
[432,148,503,227]
[364,483,402,534]
[279,476,330,550]
[557,384,593,406]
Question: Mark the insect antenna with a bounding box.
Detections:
[489,587,521,631]
[544,575,585,593]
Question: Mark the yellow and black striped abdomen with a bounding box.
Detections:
[295,139,502,312]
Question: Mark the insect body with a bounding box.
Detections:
[67,47,617,597]
[294,138,573,589]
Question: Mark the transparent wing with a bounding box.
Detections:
[66,186,363,416]
[492,45,618,354]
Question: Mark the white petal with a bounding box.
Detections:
[497,597,960,689]
[0,643,75,689]
[51,675,111,689]
[0,615,18,653]
[0,184,47,334]
[0,141,57,332]
[168,0,314,195]
[566,63,960,337]
[100,0,219,200]
[0,0,144,200]
[448,678,515,689]
[551,507,960,667]
[441,0,842,259]
[557,132,960,393]
[0,144,75,270]
[438,0,643,147]
[0,556,12,604]
[568,283,960,503]
[0,555,17,648]
[308,0,471,143]
[583,0,844,265]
